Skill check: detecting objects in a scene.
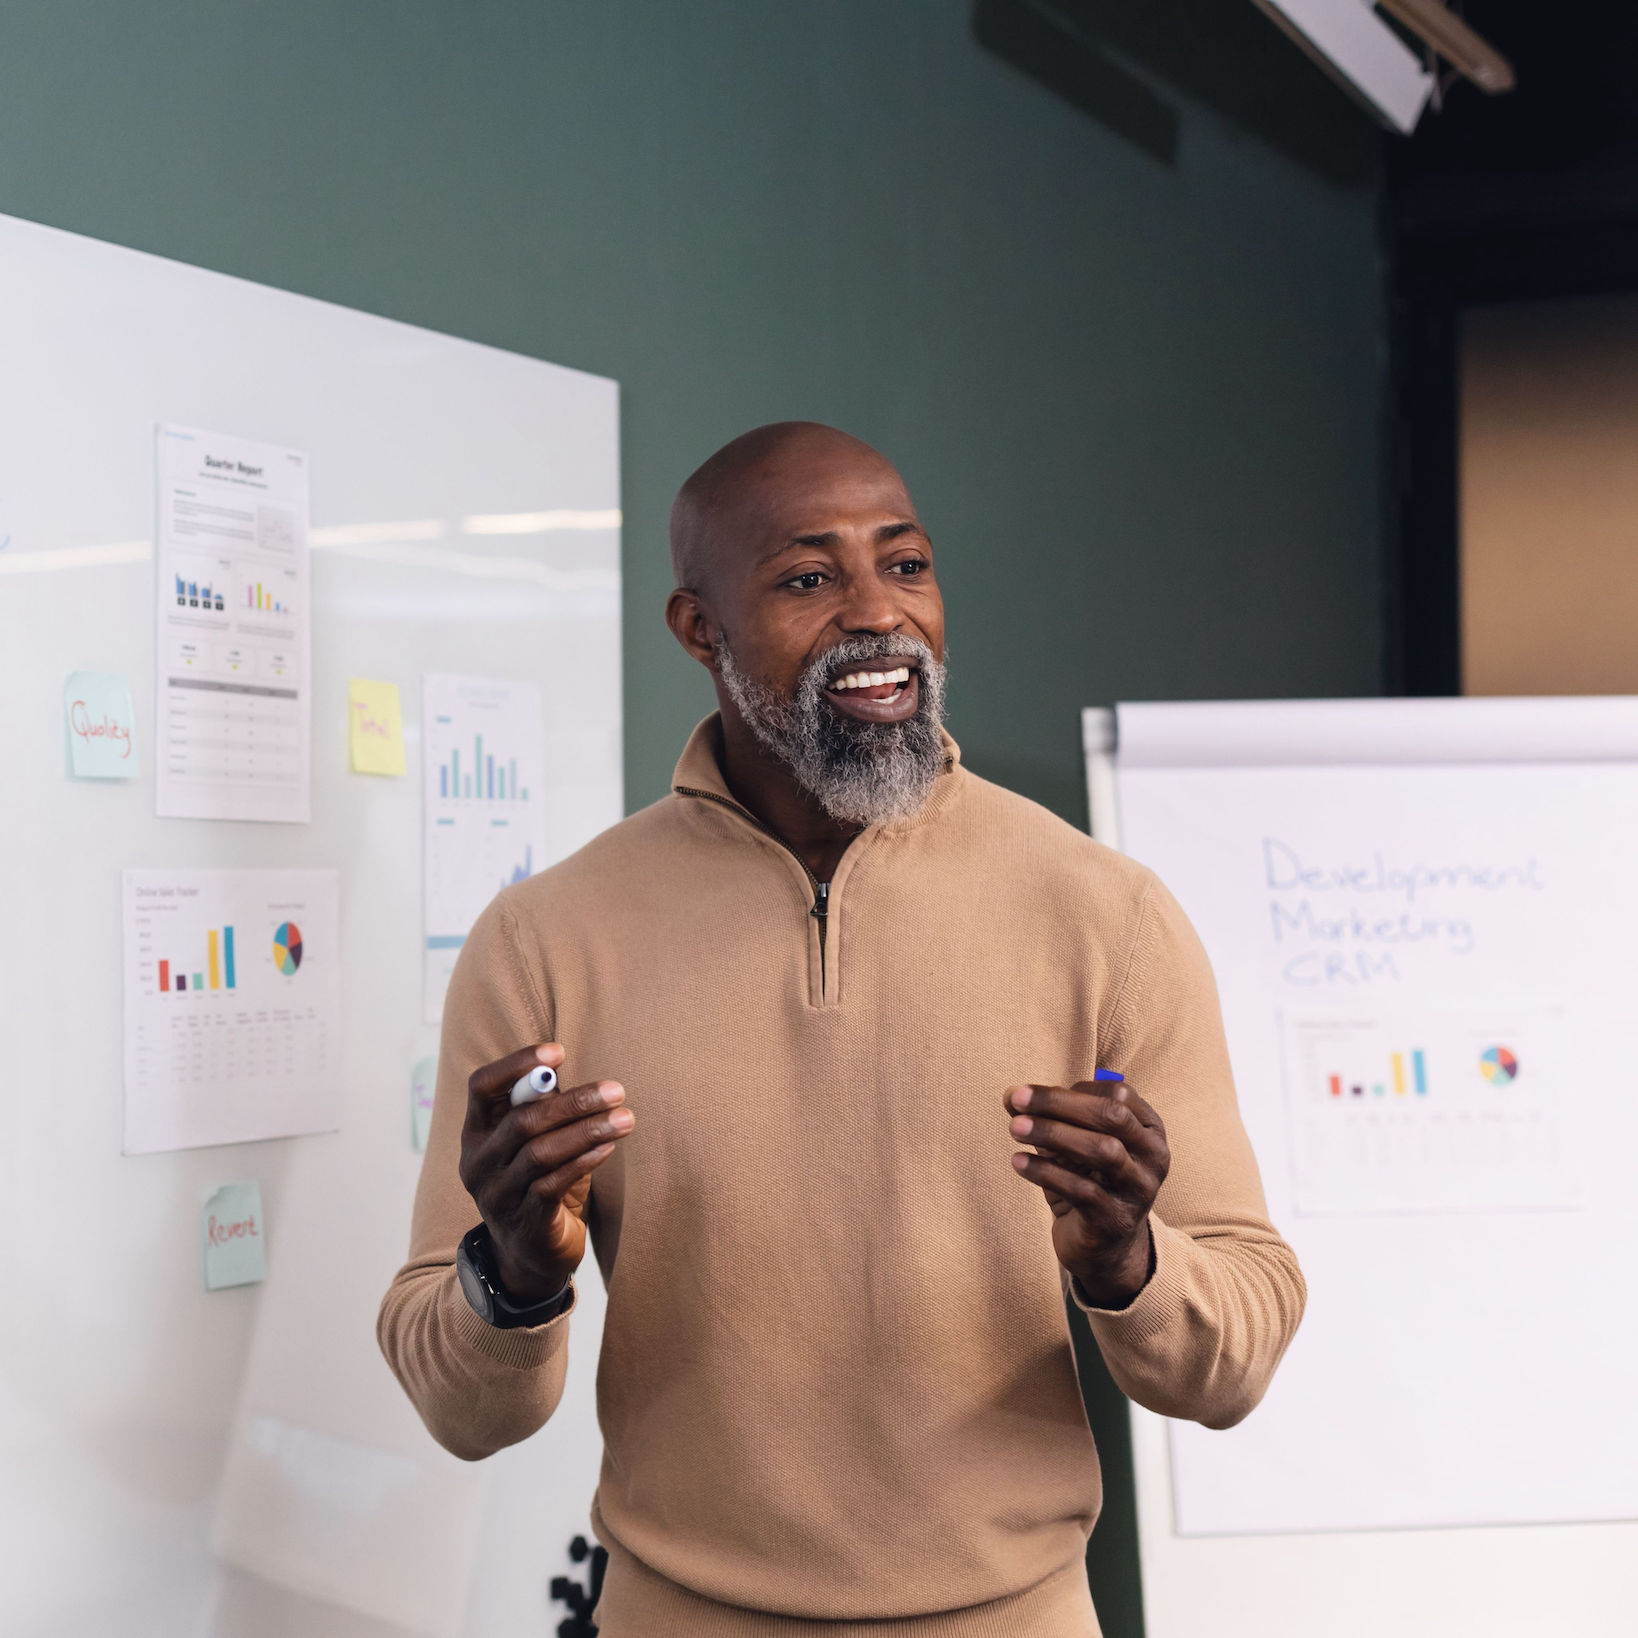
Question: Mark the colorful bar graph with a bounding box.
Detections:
[1326,1046,1431,1102]
[158,926,236,995]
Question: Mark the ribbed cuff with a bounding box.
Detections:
[445,1268,577,1369]
[1073,1215,1191,1351]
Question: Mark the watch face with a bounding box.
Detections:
[456,1240,496,1323]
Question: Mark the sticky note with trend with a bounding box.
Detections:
[348,678,406,776]
[65,670,139,778]
[202,1181,268,1290]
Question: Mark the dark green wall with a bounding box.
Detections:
[0,4,1383,1632]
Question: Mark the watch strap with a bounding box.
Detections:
[457,1223,573,1329]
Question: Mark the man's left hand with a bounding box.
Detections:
[1005,1080,1170,1309]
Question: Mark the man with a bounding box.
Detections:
[379,422,1305,1636]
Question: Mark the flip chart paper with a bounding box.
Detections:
[1108,703,1638,1539]
[203,1181,268,1290]
[348,678,406,776]
[64,670,139,777]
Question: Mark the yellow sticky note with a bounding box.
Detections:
[348,679,406,776]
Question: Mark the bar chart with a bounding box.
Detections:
[245,582,293,615]
[156,923,237,994]
[1326,1047,1429,1100]
[174,571,227,613]
[435,730,530,802]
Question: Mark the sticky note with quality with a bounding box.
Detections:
[65,671,139,778]
[348,678,406,776]
[203,1181,268,1290]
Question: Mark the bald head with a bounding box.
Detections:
[669,422,907,596]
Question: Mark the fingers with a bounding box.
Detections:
[1003,1079,1171,1210]
[465,1079,628,1190]
[1010,1113,1156,1202]
[467,1042,567,1128]
[1012,1150,1133,1217]
[487,1095,633,1219]
[1006,1082,1168,1165]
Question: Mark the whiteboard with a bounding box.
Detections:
[0,213,620,1638]
[1084,699,1638,1638]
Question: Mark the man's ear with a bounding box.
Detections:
[665,588,719,669]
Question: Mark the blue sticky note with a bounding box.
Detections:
[65,671,139,778]
[203,1181,268,1291]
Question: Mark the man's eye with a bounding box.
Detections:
[890,558,928,576]
[786,571,827,591]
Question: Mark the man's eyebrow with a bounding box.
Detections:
[759,520,924,563]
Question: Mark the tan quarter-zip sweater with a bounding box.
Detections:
[379,719,1305,1636]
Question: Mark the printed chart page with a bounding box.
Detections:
[422,674,548,1021]
[155,424,311,822]
[122,869,340,1153]
[1281,1003,1576,1216]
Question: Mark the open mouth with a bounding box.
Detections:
[823,658,921,722]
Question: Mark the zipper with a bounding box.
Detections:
[810,880,829,993]
[675,784,832,998]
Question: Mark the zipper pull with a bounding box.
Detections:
[810,880,829,920]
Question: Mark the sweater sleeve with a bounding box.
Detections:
[376,894,577,1461]
[1075,874,1306,1430]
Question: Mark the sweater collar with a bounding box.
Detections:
[671,713,964,836]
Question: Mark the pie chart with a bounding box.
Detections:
[1478,1045,1518,1086]
[272,921,303,976]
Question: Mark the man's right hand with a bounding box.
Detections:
[457,1042,634,1306]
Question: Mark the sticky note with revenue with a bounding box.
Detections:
[65,671,139,778]
[203,1181,268,1290]
[348,678,406,776]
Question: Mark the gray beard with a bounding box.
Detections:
[716,633,949,827]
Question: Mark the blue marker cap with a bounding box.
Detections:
[1092,1068,1125,1083]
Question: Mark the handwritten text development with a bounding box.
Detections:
[1264,838,1544,988]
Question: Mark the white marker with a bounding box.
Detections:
[510,1065,559,1106]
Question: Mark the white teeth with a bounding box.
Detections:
[832,665,911,691]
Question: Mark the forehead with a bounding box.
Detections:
[729,450,918,548]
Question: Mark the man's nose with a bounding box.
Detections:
[836,572,902,635]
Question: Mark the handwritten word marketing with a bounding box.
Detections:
[1263,838,1545,987]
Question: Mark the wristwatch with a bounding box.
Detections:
[456,1223,573,1329]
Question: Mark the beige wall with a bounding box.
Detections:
[1461,294,1638,695]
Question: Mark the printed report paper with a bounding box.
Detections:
[155,425,312,822]
[422,674,548,1021]
[123,869,340,1153]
